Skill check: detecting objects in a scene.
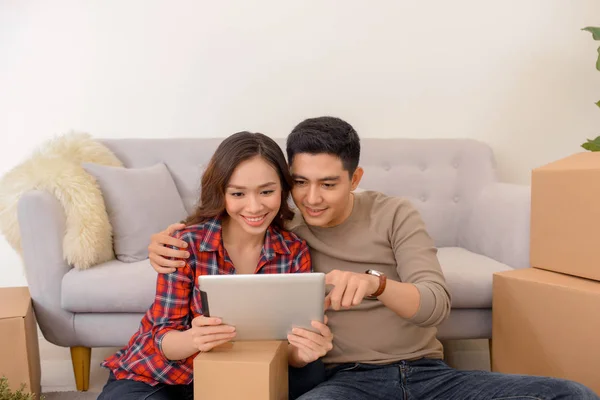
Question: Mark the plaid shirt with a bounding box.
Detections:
[102,217,312,386]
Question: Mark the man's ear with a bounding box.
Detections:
[350,167,364,191]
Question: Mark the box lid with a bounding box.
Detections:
[0,287,31,320]
[495,268,600,293]
[534,152,600,172]
[195,341,285,364]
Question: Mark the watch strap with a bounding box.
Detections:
[365,269,387,298]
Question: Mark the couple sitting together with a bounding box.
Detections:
[97,116,598,399]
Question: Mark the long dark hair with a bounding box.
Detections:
[184,131,294,229]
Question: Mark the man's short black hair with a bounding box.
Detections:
[286,116,361,175]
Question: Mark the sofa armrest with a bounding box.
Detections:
[458,183,531,269]
[18,190,76,346]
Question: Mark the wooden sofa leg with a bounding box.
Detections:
[70,346,91,391]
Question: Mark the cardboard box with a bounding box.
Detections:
[0,287,41,397]
[531,152,600,281]
[194,341,288,400]
[492,268,600,394]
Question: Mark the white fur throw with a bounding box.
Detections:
[0,133,123,269]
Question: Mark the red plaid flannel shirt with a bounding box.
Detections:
[102,217,312,386]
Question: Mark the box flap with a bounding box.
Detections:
[496,268,600,293]
[196,341,285,363]
[0,287,31,320]
[534,152,600,172]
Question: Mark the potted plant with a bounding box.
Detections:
[580,26,600,151]
[0,377,43,400]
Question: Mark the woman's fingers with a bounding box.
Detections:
[197,337,236,353]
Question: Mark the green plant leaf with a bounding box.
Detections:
[596,46,600,71]
[582,26,600,40]
[596,100,600,108]
[581,136,600,151]
[0,376,41,399]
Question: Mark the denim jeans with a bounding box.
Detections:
[297,358,599,400]
[96,372,194,400]
[97,360,325,400]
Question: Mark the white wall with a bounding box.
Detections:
[1,0,599,287]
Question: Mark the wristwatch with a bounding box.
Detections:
[365,269,387,299]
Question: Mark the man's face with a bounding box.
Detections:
[290,153,363,228]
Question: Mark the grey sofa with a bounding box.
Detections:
[17,138,530,391]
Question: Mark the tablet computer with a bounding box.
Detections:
[197,273,325,341]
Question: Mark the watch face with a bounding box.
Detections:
[367,269,382,277]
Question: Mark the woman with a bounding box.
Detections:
[98,131,332,400]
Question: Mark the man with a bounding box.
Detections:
[148,117,598,399]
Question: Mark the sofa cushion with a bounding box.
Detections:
[438,247,513,308]
[62,259,157,313]
[82,162,188,262]
[63,246,511,313]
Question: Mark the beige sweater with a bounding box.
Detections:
[287,190,451,365]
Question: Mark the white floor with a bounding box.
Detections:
[40,338,117,393]
[39,337,491,393]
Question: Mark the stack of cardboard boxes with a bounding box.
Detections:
[492,152,600,395]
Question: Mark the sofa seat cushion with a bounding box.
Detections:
[62,259,157,313]
[438,247,513,308]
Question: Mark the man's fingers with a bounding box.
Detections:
[325,271,372,309]
[352,281,368,306]
[288,334,321,354]
[149,253,186,268]
[150,236,190,254]
[328,287,342,311]
[324,270,340,286]
[152,265,176,274]
[149,241,189,260]
[290,327,321,343]
[311,321,334,340]
[165,223,186,235]
[328,272,350,310]
[290,326,332,352]
[341,280,359,308]
[328,283,348,311]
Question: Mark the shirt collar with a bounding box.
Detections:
[198,217,291,257]
[264,224,291,259]
[198,218,223,252]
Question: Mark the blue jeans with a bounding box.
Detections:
[97,372,194,400]
[297,358,599,400]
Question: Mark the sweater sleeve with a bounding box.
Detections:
[391,200,451,327]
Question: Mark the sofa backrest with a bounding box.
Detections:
[100,138,497,247]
